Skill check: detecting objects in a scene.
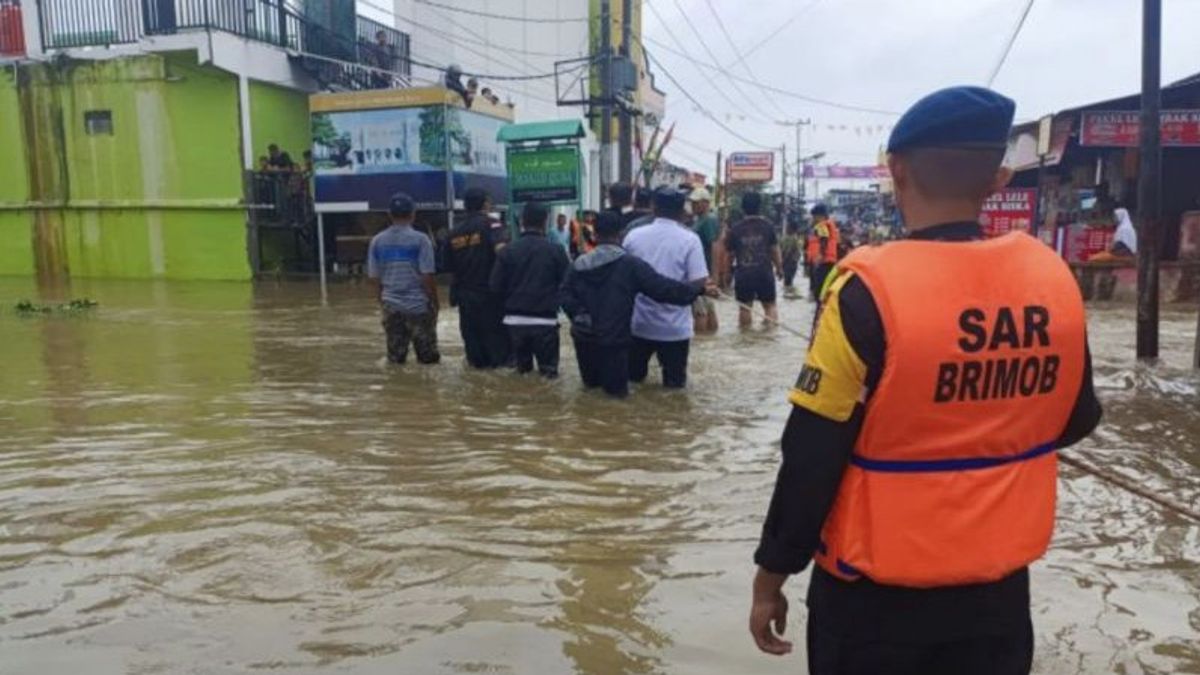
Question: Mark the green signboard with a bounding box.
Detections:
[507,146,581,204]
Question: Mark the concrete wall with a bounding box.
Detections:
[1,52,313,281]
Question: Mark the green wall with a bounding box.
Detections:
[1,52,313,281]
[0,67,34,276]
[250,79,311,165]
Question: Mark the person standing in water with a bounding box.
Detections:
[366,193,440,365]
[749,86,1102,675]
[490,201,569,378]
[561,211,713,398]
[724,192,783,327]
[689,187,721,334]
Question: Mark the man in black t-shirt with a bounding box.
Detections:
[724,192,783,327]
[444,188,510,368]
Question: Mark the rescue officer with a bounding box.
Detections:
[749,86,1103,674]
[807,204,839,301]
[445,187,510,369]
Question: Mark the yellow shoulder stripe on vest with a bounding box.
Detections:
[789,272,868,422]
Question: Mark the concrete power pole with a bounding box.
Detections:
[599,0,613,205]
[1136,0,1161,361]
[780,144,788,223]
[617,0,633,184]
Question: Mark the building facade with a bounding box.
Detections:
[1,0,409,281]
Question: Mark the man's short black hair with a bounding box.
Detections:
[595,211,623,238]
[634,190,652,208]
[608,182,633,208]
[742,191,763,215]
[464,187,489,212]
[522,201,549,230]
[389,192,416,218]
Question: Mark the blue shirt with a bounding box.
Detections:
[623,217,709,341]
[367,224,436,313]
[547,225,571,254]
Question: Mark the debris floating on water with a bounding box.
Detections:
[14,298,99,315]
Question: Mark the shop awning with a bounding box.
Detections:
[497,120,586,143]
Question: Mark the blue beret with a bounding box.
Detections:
[653,185,687,211]
[887,86,1015,153]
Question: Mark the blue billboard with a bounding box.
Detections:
[312,98,509,210]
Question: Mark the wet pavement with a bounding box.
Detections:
[0,277,1197,674]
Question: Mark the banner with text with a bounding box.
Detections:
[802,165,890,179]
[979,188,1037,238]
[506,145,581,205]
[726,152,775,183]
[1080,110,1200,147]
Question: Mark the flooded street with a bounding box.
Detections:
[1,278,1197,675]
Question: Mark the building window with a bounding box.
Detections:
[84,111,113,136]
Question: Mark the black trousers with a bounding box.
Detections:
[810,262,834,300]
[457,295,510,369]
[508,324,560,377]
[628,337,690,389]
[783,259,800,288]
[574,338,630,397]
[807,616,1034,675]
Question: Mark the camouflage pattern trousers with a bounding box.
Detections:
[382,306,441,365]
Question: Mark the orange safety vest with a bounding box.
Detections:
[823,220,840,263]
[805,234,821,264]
[815,232,1086,588]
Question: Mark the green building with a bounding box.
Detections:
[0,0,409,281]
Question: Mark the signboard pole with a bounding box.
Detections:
[1136,0,1161,362]
[317,212,328,304]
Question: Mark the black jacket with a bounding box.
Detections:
[446,213,506,301]
[560,244,703,346]
[490,231,570,319]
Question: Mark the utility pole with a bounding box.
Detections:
[780,144,788,223]
[1136,0,1162,362]
[777,119,810,208]
[599,0,613,205]
[617,0,633,184]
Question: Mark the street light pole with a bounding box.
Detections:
[1136,0,1162,362]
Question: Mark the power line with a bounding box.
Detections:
[413,0,588,24]
[734,0,825,65]
[641,34,899,116]
[987,0,1037,86]
[644,0,772,125]
[700,0,791,119]
[667,0,763,116]
[643,47,778,151]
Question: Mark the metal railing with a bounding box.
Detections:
[0,0,25,57]
[33,0,411,89]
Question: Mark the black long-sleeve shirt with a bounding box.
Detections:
[755,222,1104,640]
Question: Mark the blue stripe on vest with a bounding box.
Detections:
[374,245,421,263]
[849,442,1056,473]
[836,559,862,578]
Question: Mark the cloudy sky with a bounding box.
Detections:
[645,0,1200,182]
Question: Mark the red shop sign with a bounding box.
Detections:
[1080,110,1200,147]
[979,188,1037,238]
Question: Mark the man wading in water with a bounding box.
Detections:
[749,86,1102,674]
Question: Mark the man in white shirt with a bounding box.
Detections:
[622,186,711,388]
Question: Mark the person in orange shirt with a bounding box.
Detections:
[749,86,1101,675]
[807,204,839,300]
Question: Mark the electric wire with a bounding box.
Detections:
[413,0,589,24]
[986,0,1037,87]
[644,0,772,125]
[640,34,899,116]
[643,47,778,151]
[700,0,792,119]
[667,0,764,118]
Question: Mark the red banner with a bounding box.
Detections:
[1080,110,1200,147]
[979,188,1037,238]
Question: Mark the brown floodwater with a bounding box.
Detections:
[0,277,1197,675]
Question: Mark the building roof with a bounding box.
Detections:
[497,120,586,143]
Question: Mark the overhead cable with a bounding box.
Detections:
[644,47,778,151]
[413,0,588,24]
[986,0,1038,86]
[641,35,899,116]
